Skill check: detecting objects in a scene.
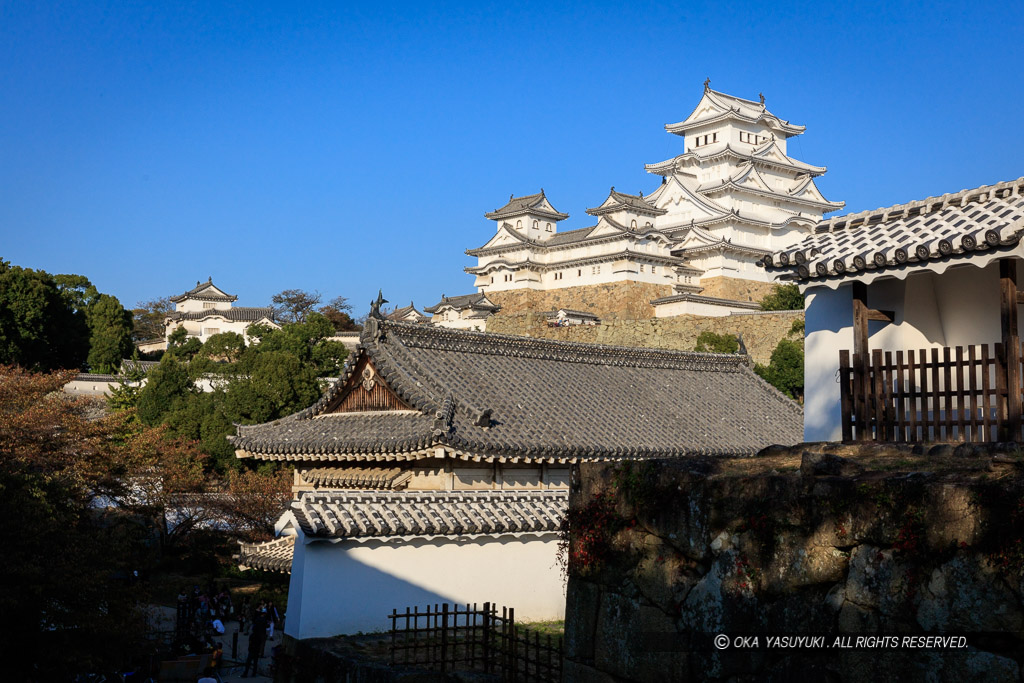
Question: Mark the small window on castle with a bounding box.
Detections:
[490,276,494,283]
[516,220,522,229]
[645,221,652,227]
[546,223,552,232]
[203,302,216,309]
[639,264,644,273]
[577,269,582,277]
[651,266,657,274]
[712,132,718,142]
[204,327,219,335]
[630,219,637,229]
[533,220,539,230]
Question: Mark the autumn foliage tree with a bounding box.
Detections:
[0,366,207,677]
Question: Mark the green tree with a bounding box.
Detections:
[694,330,739,354]
[755,338,805,400]
[86,293,134,373]
[136,355,194,424]
[0,260,88,370]
[759,283,804,311]
[198,331,246,363]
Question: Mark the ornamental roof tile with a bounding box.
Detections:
[237,535,294,573]
[230,318,802,461]
[290,490,567,539]
[764,177,1024,283]
[484,191,569,221]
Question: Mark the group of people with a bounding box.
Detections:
[174,584,284,679]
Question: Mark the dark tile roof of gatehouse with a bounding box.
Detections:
[169,278,238,303]
[230,317,802,462]
[237,535,295,573]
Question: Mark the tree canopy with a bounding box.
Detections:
[693,330,739,354]
[759,283,804,311]
[271,288,322,324]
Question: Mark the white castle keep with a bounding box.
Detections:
[461,82,843,320]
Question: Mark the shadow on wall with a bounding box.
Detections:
[289,532,565,639]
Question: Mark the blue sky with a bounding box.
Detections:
[2,1,1023,315]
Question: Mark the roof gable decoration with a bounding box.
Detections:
[169,277,238,303]
[586,187,668,219]
[665,84,806,138]
[484,190,569,222]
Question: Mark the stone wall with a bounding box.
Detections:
[486,311,803,366]
[697,276,778,304]
[487,282,674,319]
[563,444,1024,682]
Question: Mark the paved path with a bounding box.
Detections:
[148,605,277,682]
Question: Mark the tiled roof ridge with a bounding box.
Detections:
[298,488,568,505]
[815,177,1024,233]
[375,319,751,372]
[169,279,238,303]
[484,190,569,221]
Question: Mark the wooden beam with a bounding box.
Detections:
[1000,258,1021,440]
[852,282,870,440]
[852,282,869,362]
[866,309,896,323]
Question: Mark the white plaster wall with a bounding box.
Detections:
[285,532,565,639]
[803,286,853,442]
[653,299,747,318]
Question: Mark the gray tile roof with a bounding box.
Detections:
[167,306,277,323]
[650,293,763,310]
[586,188,667,217]
[237,535,294,573]
[423,293,500,314]
[387,303,430,323]
[544,309,601,320]
[169,278,238,303]
[484,190,569,221]
[764,177,1024,283]
[230,318,802,461]
[290,490,567,540]
[300,466,413,490]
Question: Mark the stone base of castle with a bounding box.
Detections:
[486,282,674,319]
[696,276,779,304]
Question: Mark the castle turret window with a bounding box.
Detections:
[546,223,552,232]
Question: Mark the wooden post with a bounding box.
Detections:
[1000,259,1021,440]
[852,282,869,440]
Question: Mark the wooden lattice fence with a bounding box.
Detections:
[389,602,562,683]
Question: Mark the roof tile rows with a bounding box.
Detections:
[169,278,238,303]
[167,306,276,323]
[484,190,569,221]
[765,177,1024,283]
[231,318,802,461]
[299,466,413,489]
[291,490,568,539]
[237,535,295,573]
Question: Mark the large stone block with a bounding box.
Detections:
[916,555,1024,633]
[565,580,602,662]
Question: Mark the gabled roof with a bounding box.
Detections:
[167,306,278,323]
[586,187,667,218]
[169,278,238,303]
[764,177,1024,286]
[697,164,844,212]
[230,318,802,462]
[665,86,805,138]
[387,303,430,323]
[290,490,567,540]
[484,190,569,221]
[423,292,500,314]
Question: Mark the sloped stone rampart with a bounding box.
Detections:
[696,276,778,303]
[487,311,803,366]
[486,282,674,319]
[563,443,1024,682]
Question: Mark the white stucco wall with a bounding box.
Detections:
[285,532,565,639]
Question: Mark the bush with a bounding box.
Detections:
[759,283,803,311]
[694,331,739,354]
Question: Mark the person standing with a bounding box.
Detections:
[242,610,268,677]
